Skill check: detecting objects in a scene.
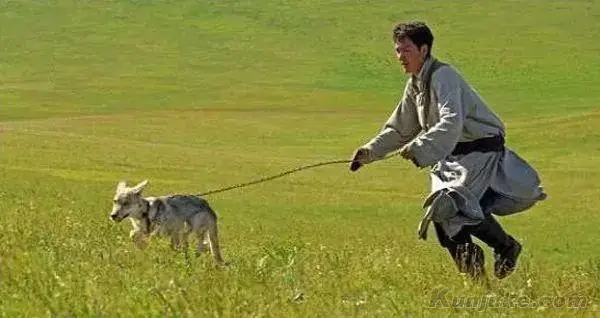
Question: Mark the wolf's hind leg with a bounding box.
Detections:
[206,219,226,266]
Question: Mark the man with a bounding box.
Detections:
[349,21,546,280]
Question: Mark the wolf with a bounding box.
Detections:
[109,180,226,266]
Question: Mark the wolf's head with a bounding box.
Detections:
[109,180,148,222]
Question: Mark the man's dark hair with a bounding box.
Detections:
[392,21,434,57]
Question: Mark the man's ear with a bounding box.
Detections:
[420,44,429,58]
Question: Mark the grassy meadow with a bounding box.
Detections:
[1,0,600,316]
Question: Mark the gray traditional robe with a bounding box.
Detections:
[361,56,546,238]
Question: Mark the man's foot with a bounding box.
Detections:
[454,243,485,280]
[494,236,522,279]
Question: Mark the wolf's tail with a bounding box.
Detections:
[207,217,226,266]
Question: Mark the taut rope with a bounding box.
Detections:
[196,150,404,196]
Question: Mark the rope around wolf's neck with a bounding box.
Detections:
[196,150,403,197]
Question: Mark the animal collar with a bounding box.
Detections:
[140,199,152,234]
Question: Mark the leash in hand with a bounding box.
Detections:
[196,149,404,197]
[196,159,352,196]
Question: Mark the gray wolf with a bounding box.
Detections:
[109,180,226,266]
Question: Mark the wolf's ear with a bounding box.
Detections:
[117,180,127,191]
[132,180,148,194]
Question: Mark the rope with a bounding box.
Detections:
[196,150,403,197]
[196,159,351,196]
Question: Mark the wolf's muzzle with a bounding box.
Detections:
[110,213,124,222]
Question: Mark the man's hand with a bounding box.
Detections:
[349,148,372,172]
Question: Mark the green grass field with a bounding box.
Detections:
[2,1,600,316]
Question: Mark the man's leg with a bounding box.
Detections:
[468,189,523,279]
[434,222,485,280]
[467,214,522,279]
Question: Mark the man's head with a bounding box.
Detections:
[392,21,434,75]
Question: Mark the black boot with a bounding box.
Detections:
[468,215,522,279]
[454,243,486,280]
[494,236,522,279]
[434,222,485,280]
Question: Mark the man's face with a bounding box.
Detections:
[394,37,428,75]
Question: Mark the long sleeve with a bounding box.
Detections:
[363,82,422,161]
[409,67,465,167]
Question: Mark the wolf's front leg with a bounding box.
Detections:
[170,233,182,250]
[130,230,148,249]
[170,232,190,251]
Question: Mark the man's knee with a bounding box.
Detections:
[434,222,471,248]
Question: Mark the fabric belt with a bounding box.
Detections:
[451,135,505,156]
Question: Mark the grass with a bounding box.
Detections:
[1,0,600,316]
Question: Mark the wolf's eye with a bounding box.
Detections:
[113,199,118,204]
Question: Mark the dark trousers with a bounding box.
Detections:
[434,188,512,255]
